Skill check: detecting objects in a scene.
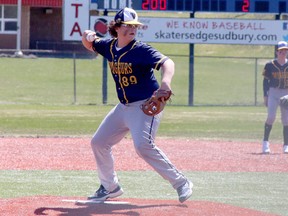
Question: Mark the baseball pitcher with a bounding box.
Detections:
[81,7,193,203]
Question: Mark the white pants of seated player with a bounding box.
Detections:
[91,100,187,192]
[266,87,288,125]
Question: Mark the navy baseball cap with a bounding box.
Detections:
[114,7,143,25]
[277,41,288,50]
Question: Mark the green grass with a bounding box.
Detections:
[1,170,287,216]
[1,103,285,143]
[0,104,284,142]
[0,46,273,106]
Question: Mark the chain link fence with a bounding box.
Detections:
[0,49,271,106]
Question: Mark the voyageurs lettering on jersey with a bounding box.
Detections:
[263,60,288,96]
[92,38,169,104]
[109,62,133,75]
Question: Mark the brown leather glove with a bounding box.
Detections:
[141,89,172,116]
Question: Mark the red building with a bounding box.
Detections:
[0,0,86,51]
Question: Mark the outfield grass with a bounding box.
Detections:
[0,104,284,142]
[0,44,279,140]
[0,46,273,106]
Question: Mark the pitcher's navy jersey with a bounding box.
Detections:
[263,59,288,96]
[92,38,169,104]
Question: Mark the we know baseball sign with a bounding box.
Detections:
[90,16,288,45]
[63,0,288,45]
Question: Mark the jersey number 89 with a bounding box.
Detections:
[121,75,137,87]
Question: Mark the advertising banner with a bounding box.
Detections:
[90,16,288,45]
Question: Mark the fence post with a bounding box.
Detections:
[102,11,108,104]
[102,58,108,104]
[73,52,76,104]
[254,58,258,106]
[188,12,195,106]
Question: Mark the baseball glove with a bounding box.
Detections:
[141,89,172,116]
[280,95,288,109]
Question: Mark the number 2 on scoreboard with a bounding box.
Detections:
[242,0,250,12]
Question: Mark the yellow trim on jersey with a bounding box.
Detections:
[272,60,283,88]
[154,55,167,70]
[109,39,116,59]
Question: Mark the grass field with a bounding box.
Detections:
[0,44,274,106]
[0,104,284,142]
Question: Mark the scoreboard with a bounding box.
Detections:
[95,0,288,13]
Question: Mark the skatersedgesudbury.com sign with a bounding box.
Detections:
[91,16,288,45]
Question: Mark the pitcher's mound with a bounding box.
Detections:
[0,196,277,216]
